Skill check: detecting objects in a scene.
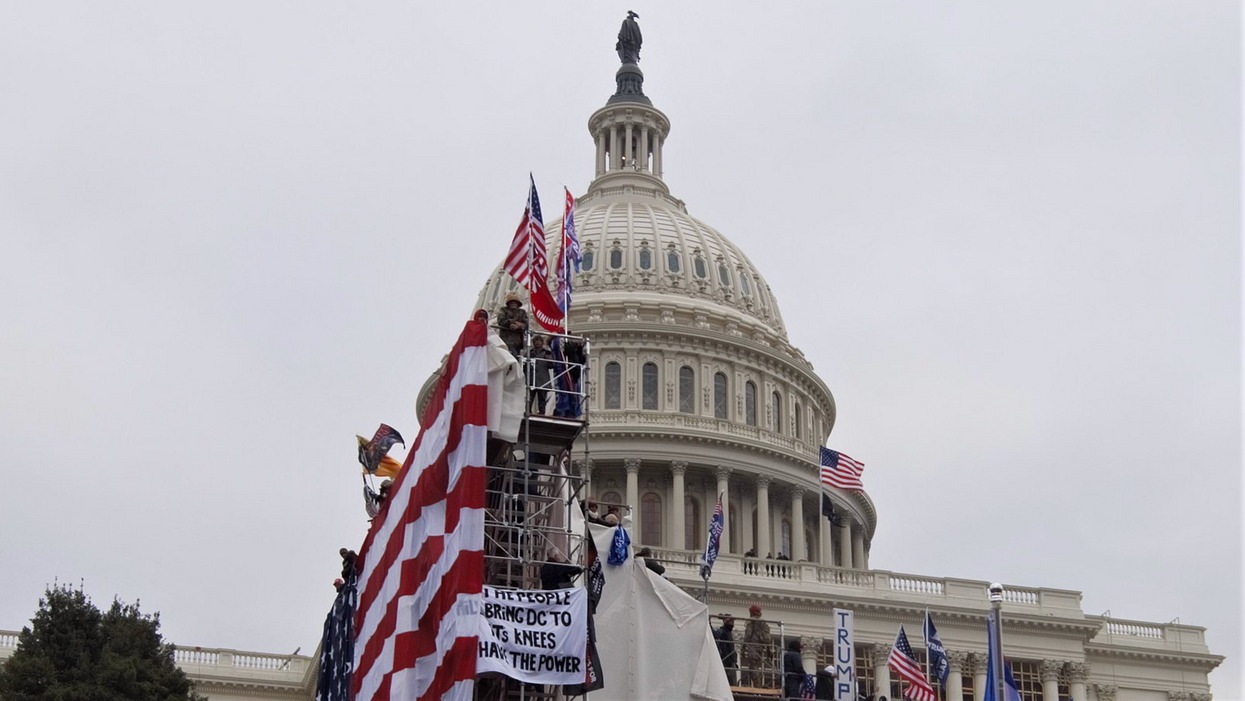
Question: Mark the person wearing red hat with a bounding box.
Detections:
[740,603,771,688]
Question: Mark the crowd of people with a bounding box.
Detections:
[711,603,893,701]
[495,294,585,417]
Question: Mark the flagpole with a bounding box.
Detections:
[989,583,1006,701]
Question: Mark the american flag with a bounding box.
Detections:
[556,187,580,312]
[315,570,357,701]
[888,625,936,701]
[819,447,865,492]
[504,175,548,292]
[801,672,817,700]
[350,319,489,701]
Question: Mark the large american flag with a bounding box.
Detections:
[504,175,548,292]
[350,319,489,701]
[819,447,865,492]
[888,625,936,701]
[555,187,580,312]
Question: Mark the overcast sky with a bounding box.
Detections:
[0,2,1239,697]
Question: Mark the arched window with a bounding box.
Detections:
[781,520,791,559]
[740,273,752,297]
[694,256,707,279]
[684,496,700,550]
[745,382,757,426]
[678,366,695,413]
[641,492,663,545]
[600,491,622,508]
[638,247,652,270]
[750,509,759,554]
[793,402,802,439]
[713,372,728,419]
[582,249,595,271]
[718,263,731,286]
[772,391,782,432]
[642,362,659,410]
[805,527,815,561]
[667,250,681,273]
[609,248,623,269]
[604,362,621,409]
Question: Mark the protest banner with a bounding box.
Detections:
[477,586,588,684]
[834,608,856,701]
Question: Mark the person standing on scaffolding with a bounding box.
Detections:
[740,602,772,687]
[497,293,528,355]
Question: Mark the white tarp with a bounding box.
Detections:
[586,522,733,701]
[485,328,524,442]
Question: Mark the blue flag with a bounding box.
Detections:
[607,524,631,565]
[700,492,725,579]
[315,568,357,701]
[924,610,950,687]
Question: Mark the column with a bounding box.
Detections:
[653,133,662,176]
[595,131,606,175]
[819,498,833,564]
[791,488,806,561]
[756,476,771,559]
[838,521,853,569]
[609,126,619,170]
[624,458,640,523]
[639,127,649,172]
[872,643,891,699]
[715,466,732,554]
[1041,660,1062,701]
[800,636,819,674]
[946,651,966,701]
[671,461,687,550]
[970,653,987,701]
[624,123,633,168]
[741,489,754,554]
[1068,662,1090,701]
[851,528,865,569]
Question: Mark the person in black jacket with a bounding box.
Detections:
[712,616,738,686]
[782,638,805,700]
[635,547,666,576]
[539,549,582,590]
[815,665,836,699]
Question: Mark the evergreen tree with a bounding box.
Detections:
[0,585,205,701]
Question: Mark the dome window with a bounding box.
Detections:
[678,366,695,413]
[638,247,652,270]
[745,381,757,426]
[772,391,782,432]
[713,372,728,419]
[642,362,659,410]
[740,273,752,297]
[667,250,681,273]
[609,247,623,270]
[604,362,622,409]
[582,249,595,271]
[694,256,707,279]
[718,263,731,287]
[794,402,802,440]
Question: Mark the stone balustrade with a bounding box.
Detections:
[643,548,1082,615]
[1086,616,1214,655]
[1,633,311,679]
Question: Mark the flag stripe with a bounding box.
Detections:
[351,320,489,701]
[888,625,936,701]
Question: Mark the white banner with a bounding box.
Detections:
[476,586,588,684]
[833,608,856,701]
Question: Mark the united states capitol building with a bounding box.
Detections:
[0,25,1221,701]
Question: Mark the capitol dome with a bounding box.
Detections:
[470,57,880,566]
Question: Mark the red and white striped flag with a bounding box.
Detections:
[351,319,490,701]
[504,174,548,292]
[888,625,937,701]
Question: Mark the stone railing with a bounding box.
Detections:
[1086,616,1213,654]
[1,632,311,681]
[641,549,1083,616]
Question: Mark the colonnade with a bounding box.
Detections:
[598,458,869,569]
[595,121,664,176]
